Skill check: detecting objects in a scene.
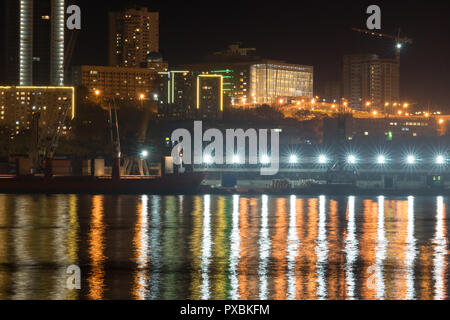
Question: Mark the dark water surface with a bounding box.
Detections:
[0,194,448,300]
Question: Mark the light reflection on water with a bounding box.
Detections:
[0,194,448,300]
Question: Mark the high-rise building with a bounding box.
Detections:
[72,63,168,101]
[157,71,223,120]
[50,0,65,86]
[1,0,66,86]
[19,0,34,86]
[342,54,399,111]
[0,86,75,135]
[109,6,159,68]
[197,74,223,119]
[361,59,399,112]
[33,0,51,85]
[342,54,377,110]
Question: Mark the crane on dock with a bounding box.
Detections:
[351,27,413,63]
[29,99,72,178]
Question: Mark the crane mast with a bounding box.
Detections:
[351,27,413,64]
[28,99,72,179]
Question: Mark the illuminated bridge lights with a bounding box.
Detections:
[436,155,446,165]
[289,155,298,164]
[406,155,417,165]
[196,153,449,166]
[376,155,387,164]
[140,150,149,158]
[318,154,328,164]
[347,155,357,164]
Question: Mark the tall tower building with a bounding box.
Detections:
[342,54,377,110]
[33,0,51,85]
[361,58,399,111]
[50,0,65,86]
[109,6,159,68]
[342,54,399,111]
[19,0,34,86]
[2,0,65,86]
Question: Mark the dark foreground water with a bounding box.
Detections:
[0,194,448,300]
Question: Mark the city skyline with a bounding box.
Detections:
[0,0,450,306]
[68,0,450,108]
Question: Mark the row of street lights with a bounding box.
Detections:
[202,153,448,165]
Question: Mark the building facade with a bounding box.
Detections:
[33,0,51,85]
[250,62,313,104]
[361,59,399,112]
[49,0,65,86]
[197,74,223,119]
[0,86,74,135]
[343,54,400,111]
[157,71,223,120]
[1,0,66,86]
[108,6,159,68]
[72,64,168,101]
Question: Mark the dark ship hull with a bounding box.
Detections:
[0,172,205,194]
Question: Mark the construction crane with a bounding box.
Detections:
[351,27,413,63]
[28,99,72,178]
[64,30,79,73]
[108,98,121,181]
[43,99,72,179]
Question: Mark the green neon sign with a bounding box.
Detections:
[211,70,233,73]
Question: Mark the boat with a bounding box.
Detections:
[0,172,205,194]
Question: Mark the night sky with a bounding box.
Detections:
[74,0,450,109]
